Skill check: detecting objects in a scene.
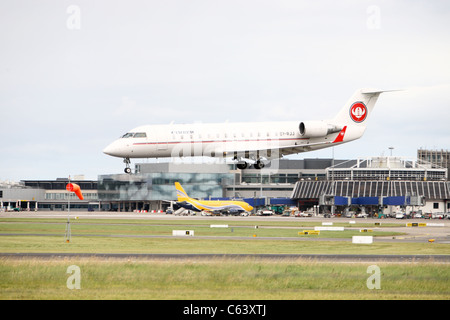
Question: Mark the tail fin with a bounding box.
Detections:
[332,88,387,126]
[175,182,189,201]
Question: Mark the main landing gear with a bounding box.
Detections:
[123,158,131,174]
[236,159,267,170]
[254,159,265,169]
[236,161,248,170]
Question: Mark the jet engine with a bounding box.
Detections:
[299,121,342,138]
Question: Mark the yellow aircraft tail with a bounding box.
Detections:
[175,182,189,201]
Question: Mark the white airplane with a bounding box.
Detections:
[103,88,388,173]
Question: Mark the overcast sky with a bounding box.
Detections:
[1,0,449,181]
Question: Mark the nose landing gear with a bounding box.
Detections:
[123,158,131,174]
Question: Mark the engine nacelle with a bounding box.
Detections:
[299,121,342,138]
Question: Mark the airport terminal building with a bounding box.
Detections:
[96,158,336,211]
[291,156,449,214]
[0,178,98,212]
[1,151,449,215]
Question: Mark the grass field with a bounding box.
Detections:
[1,217,449,300]
[0,217,405,238]
[1,258,449,300]
[1,217,445,255]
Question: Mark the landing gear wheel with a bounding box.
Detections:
[123,158,131,174]
[236,162,248,170]
[254,160,265,169]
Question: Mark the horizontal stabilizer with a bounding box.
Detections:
[361,89,403,94]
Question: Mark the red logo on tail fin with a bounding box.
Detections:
[350,102,367,123]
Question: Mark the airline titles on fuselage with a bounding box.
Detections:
[171,130,195,135]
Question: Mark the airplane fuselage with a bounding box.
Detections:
[103,121,360,159]
[175,182,253,213]
[103,89,387,172]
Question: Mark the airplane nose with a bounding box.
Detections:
[102,144,114,156]
[103,141,122,157]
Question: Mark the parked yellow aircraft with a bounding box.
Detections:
[175,182,253,213]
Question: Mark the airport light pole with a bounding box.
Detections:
[65,176,71,243]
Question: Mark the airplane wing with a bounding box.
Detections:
[276,141,333,157]
[215,126,347,160]
[215,140,333,160]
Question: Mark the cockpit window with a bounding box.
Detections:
[133,132,147,138]
[121,132,147,138]
[121,133,135,138]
